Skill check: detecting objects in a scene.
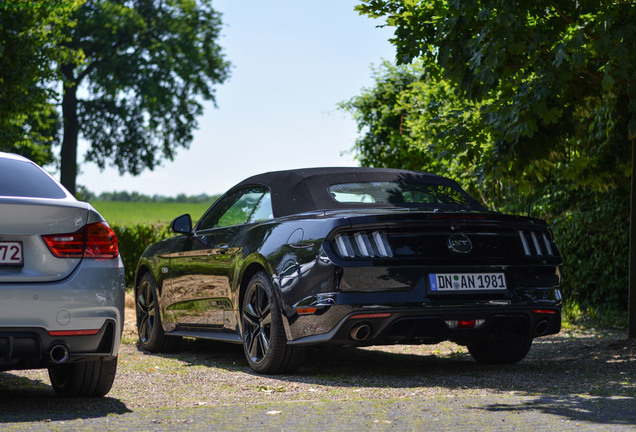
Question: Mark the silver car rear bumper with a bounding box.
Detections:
[0,257,125,370]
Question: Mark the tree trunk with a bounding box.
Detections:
[60,64,79,196]
[629,137,636,339]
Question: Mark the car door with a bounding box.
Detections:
[164,187,272,330]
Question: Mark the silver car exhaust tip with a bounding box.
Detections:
[49,344,70,364]
[349,323,372,341]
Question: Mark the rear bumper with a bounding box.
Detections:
[286,291,561,346]
[0,320,119,371]
[0,257,125,370]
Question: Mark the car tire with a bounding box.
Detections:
[467,336,533,364]
[136,272,181,352]
[48,357,118,397]
[241,272,304,374]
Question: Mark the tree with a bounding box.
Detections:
[340,61,524,212]
[59,0,230,194]
[0,0,83,165]
[357,0,634,185]
[354,0,635,332]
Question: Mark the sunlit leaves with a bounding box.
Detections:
[356,0,636,188]
[0,0,84,165]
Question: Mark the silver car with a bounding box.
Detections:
[0,152,125,397]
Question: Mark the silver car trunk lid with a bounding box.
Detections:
[0,197,92,283]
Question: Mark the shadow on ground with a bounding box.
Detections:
[0,373,131,423]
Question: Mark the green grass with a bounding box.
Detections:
[91,201,212,225]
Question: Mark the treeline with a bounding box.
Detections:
[82,189,220,204]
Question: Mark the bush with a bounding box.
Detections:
[549,189,629,313]
[111,223,172,286]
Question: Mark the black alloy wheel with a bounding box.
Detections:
[136,272,180,352]
[241,272,303,374]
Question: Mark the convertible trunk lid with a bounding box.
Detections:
[325,210,561,294]
[330,210,560,265]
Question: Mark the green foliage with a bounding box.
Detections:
[547,188,629,311]
[563,297,628,330]
[339,62,521,212]
[0,0,83,165]
[356,0,635,188]
[65,0,231,178]
[1,1,232,192]
[111,223,171,286]
[339,62,431,171]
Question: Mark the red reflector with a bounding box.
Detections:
[532,309,557,314]
[48,329,100,336]
[349,313,392,319]
[42,222,119,259]
[296,307,317,315]
[457,320,476,329]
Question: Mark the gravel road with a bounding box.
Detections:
[0,306,634,431]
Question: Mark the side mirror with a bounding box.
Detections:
[170,214,192,235]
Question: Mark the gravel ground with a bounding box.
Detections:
[0,302,634,431]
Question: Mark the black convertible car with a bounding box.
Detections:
[135,167,562,373]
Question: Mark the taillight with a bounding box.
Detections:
[332,231,393,258]
[518,230,556,257]
[42,222,119,259]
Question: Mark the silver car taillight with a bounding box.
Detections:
[333,231,393,258]
[42,222,119,259]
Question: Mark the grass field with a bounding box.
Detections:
[91,201,212,225]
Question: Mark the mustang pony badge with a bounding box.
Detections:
[448,233,472,254]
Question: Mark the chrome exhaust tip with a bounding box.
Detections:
[349,323,372,341]
[49,344,70,364]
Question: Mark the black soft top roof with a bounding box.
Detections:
[231,167,482,218]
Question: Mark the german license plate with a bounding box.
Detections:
[429,273,506,292]
[0,241,23,266]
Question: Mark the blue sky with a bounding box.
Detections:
[76,1,395,196]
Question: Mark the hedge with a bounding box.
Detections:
[111,223,171,286]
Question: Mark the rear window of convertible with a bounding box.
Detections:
[328,181,471,208]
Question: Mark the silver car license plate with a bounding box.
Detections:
[429,273,506,292]
[0,241,23,266]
